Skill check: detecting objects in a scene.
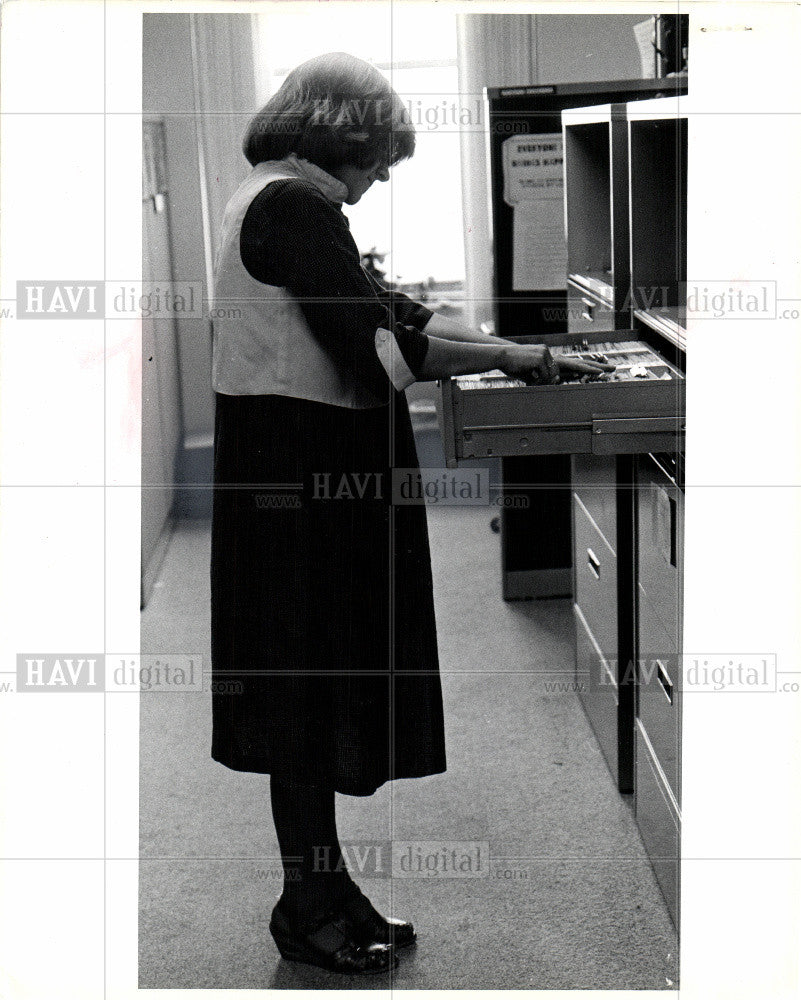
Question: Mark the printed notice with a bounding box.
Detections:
[512,200,567,292]
[502,134,567,290]
[502,134,565,205]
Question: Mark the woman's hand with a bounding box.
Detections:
[499,344,556,380]
[500,344,616,384]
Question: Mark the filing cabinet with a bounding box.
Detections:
[452,87,689,929]
[482,81,684,602]
[559,98,687,928]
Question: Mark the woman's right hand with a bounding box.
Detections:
[500,343,615,383]
[499,343,557,381]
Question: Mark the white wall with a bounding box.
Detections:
[143,14,215,441]
[141,161,182,602]
[534,14,645,84]
[142,14,254,443]
[142,14,255,526]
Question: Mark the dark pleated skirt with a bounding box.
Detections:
[210,390,446,796]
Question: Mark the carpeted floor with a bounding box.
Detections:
[139,507,678,990]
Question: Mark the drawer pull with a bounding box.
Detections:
[656,487,679,567]
[668,495,677,567]
[656,659,674,704]
[587,547,601,579]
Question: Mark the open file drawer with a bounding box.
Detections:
[438,330,685,466]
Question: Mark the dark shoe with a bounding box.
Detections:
[269,899,398,975]
[340,886,417,949]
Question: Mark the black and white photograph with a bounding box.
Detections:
[2,2,801,998]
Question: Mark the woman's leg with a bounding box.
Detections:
[268,776,398,973]
[269,776,416,949]
[269,775,356,930]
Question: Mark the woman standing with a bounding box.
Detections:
[210,52,609,976]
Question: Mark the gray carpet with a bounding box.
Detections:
[139,508,678,989]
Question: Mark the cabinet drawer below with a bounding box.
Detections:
[572,453,617,551]
[574,500,617,660]
[638,457,683,638]
[638,585,681,804]
[567,279,615,334]
[575,606,619,783]
[635,721,680,926]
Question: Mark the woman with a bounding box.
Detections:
[210,52,609,976]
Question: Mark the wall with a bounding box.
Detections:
[142,14,255,525]
[534,14,645,84]
[141,134,183,603]
[143,14,215,442]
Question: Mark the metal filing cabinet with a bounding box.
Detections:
[483,80,685,600]
[439,93,688,921]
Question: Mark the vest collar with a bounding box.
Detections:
[280,152,349,205]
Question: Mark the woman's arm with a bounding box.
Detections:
[422,312,504,346]
[361,270,435,332]
[416,334,616,383]
[362,272,503,347]
[416,335,507,380]
[418,336,551,381]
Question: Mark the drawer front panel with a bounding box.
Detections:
[574,500,618,660]
[567,280,615,334]
[638,585,681,803]
[572,454,617,550]
[576,606,618,783]
[439,334,685,464]
[637,457,683,638]
[635,723,680,926]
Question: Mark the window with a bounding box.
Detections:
[253,7,465,286]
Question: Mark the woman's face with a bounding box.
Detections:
[332,160,390,205]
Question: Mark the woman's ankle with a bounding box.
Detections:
[278,871,357,930]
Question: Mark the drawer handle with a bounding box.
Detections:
[656,487,679,567]
[656,659,674,704]
[587,547,601,579]
[580,297,595,322]
[668,495,678,568]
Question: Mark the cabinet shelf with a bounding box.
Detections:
[628,98,688,316]
[564,118,612,277]
[563,103,631,326]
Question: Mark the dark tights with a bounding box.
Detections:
[269,775,357,931]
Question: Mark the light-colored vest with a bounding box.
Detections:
[211,156,385,408]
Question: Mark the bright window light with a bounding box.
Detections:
[253,7,465,286]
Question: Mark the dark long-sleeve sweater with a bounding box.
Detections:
[239,178,433,398]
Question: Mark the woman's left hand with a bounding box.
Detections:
[522,353,617,385]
